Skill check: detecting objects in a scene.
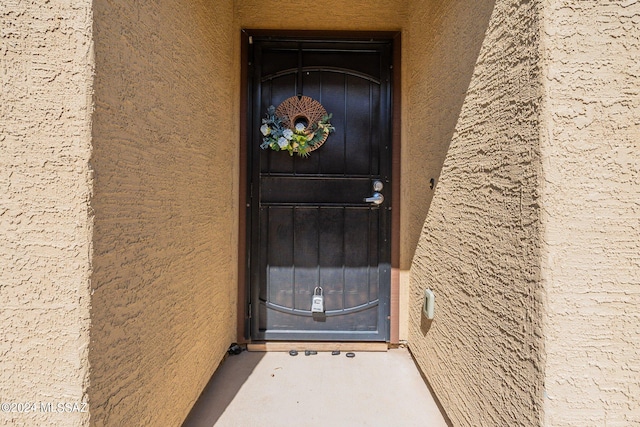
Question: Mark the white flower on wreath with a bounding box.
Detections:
[282,128,294,140]
[277,137,289,149]
[260,124,271,136]
[295,123,306,132]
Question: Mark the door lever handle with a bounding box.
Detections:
[364,192,384,205]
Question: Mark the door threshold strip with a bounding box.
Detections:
[246,342,388,352]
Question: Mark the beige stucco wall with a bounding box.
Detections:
[89,0,236,425]
[407,0,640,426]
[0,1,93,426]
[236,0,406,31]
[88,4,408,425]
[406,0,545,425]
[4,1,639,426]
[540,1,640,425]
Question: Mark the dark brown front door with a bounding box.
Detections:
[247,36,393,341]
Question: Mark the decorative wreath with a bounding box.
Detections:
[260,96,335,157]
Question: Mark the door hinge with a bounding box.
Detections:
[249,36,253,45]
[248,303,252,318]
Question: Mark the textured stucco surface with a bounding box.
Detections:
[4,0,639,425]
[407,1,545,426]
[89,1,236,425]
[540,1,640,425]
[236,0,406,31]
[0,1,93,426]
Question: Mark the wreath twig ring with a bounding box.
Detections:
[276,96,329,152]
[260,96,335,157]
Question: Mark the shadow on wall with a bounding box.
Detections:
[89,0,236,425]
[403,0,497,269]
[420,314,433,335]
[408,0,546,424]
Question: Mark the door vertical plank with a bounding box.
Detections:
[293,207,319,311]
[267,207,294,309]
[344,208,371,309]
[319,207,345,311]
[345,75,372,175]
[369,208,380,302]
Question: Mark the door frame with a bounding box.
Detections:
[237,30,402,343]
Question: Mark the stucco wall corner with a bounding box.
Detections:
[1,1,94,426]
[539,1,640,425]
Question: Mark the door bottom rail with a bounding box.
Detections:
[246,341,388,352]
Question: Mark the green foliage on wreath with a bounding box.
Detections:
[260,106,334,157]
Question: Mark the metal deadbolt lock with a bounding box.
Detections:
[365,180,385,205]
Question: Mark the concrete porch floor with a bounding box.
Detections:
[182,347,451,427]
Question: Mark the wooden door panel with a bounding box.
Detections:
[250,39,391,341]
[264,206,293,308]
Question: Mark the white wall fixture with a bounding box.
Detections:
[423,289,435,320]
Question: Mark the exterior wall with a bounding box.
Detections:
[90,1,236,425]
[540,1,640,425]
[236,0,406,31]
[399,0,498,341]
[4,1,638,426]
[406,1,545,426]
[0,1,94,427]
